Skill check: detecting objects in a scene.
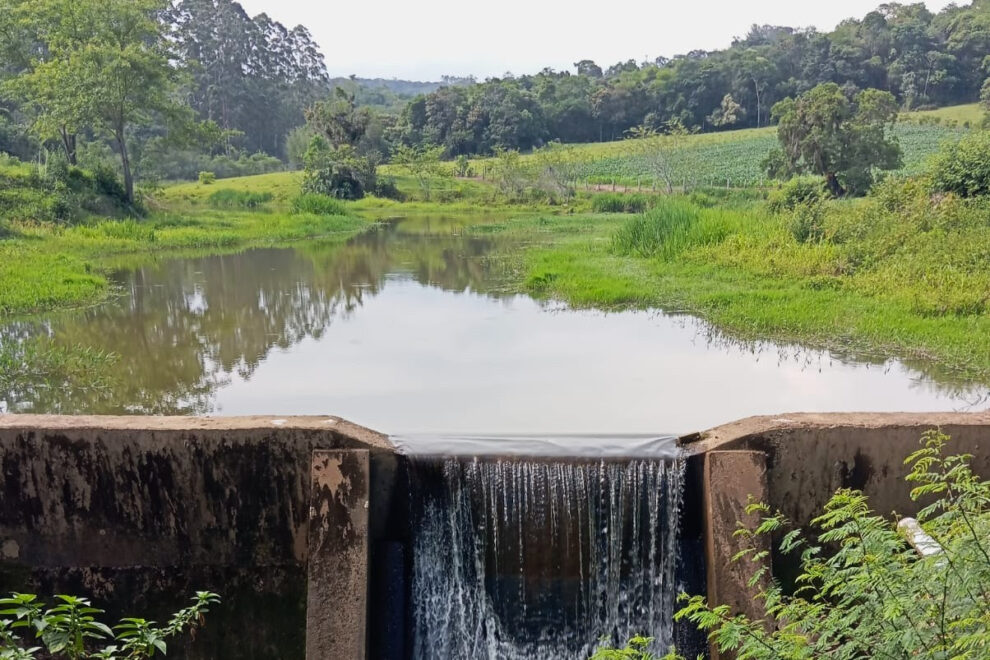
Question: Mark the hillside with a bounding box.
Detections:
[467,108,977,188]
[166,104,980,197]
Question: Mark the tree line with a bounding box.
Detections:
[395,1,990,156]
[0,0,331,197]
[2,0,990,199]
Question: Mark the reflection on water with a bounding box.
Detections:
[1,217,986,432]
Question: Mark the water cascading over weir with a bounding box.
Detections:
[391,435,693,659]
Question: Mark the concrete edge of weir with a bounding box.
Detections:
[2,411,989,659]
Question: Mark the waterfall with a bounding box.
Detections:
[406,454,685,659]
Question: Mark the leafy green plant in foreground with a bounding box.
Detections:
[0,592,219,659]
[630,431,990,659]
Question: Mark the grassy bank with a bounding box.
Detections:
[471,188,990,385]
[0,166,369,316]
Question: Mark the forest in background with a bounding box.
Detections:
[0,0,989,187]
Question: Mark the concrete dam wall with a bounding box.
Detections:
[1,412,988,658]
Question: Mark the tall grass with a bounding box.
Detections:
[291,193,347,216]
[207,188,274,209]
[611,198,739,260]
[592,193,650,213]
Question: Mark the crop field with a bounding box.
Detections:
[471,108,975,189]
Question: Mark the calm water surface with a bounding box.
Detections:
[2,217,985,434]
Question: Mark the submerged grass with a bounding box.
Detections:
[0,337,120,412]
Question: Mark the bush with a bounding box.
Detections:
[789,198,828,243]
[929,131,990,198]
[291,193,347,216]
[302,139,375,200]
[91,164,128,203]
[207,189,274,209]
[373,176,405,201]
[767,176,827,214]
[671,431,990,660]
[198,171,216,185]
[592,193,650,213]
[454,155,473,178]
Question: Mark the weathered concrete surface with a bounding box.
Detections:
[0,415,394,659]
[702,452,770,627]
[684,412,990,526]
[306,450,369,660]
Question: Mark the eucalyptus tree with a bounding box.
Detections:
[166,0,329,157]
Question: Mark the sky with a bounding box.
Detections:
[236,0,963,81]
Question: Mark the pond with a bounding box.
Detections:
[1,216,985,434]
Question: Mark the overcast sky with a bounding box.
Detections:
[236,0,964,81]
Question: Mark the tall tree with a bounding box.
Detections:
[768,83,902,196]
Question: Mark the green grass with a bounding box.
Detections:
[475,190,990,385]
[0,208,368,316]
[207,188,274,209]
[162,171,305,205]
[900,103,986,126]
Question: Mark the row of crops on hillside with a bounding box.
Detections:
[497,121,972,189]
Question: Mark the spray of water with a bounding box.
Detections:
[408,456,685,659]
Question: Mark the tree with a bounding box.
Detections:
[306,88,373,151]
[672,430,990,659]
[391,144,448,200]
[707,94,744,128]
[574,60,603,79]
[624,120,695,194]
[166,0,329,157]
[302,89,381,200]
[767,83,902,196]
[9,0,184,202]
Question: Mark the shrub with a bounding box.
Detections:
[788,199,828,243]
[198,171,216,185]
[0,591,219,658]
[207,189,274,209]
[593,193,650,213]
[670,431,990,660]
[91,164,128,203]
[291,193,347,216]
[767,176,827,214]
[454,155,473,178]
[373,176,404,201]
[929,131,990,198]
[302,139,375,200]
[592,635,675,659]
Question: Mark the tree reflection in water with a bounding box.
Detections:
[0,219,505,414]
